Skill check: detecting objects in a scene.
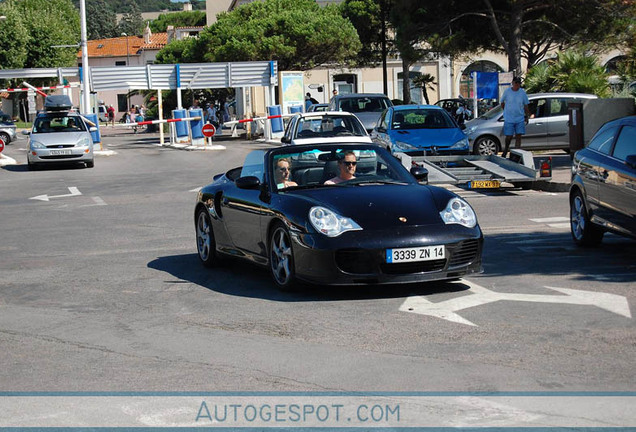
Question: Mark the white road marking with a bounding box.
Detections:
[547,222,571,229]
[79,197,107,207]
[30,187,82,202]
[400,280,631,326]
[529,217,569,223]
[189,187,202,192]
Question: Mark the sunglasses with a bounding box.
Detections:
[342,161,357,166]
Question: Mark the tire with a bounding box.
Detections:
[85,160,94,168]
[196,207,218,267]
[570,190,604,246]
[473,136,499,156]
[27,160,38,171]
[0,132,10,144]
[269,223,296,291]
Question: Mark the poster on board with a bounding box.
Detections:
[279,72,304,114]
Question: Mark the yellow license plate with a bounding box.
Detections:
[469,180,500,189]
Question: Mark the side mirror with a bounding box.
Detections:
[280,136,290,144]
[21,130,31,136]
[460,124,466,130]
[410,166,428,184]
[626,154,636,169]
[236,176,261,190]
[377,126,386,133]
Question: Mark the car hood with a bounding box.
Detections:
[287,184,449,229]
[388,128,465,148]
[30,132,91,146]
[354,112,383,130]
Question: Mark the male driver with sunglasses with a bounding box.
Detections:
[325,151,357,184]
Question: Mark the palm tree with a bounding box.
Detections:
[411,73,437,104]
[525,50,610,97]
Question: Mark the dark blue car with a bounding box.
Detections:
[371,105,469,155]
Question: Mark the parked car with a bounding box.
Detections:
[434,98,475,122]
[281,112,372,145]
[569,115,636,246]
[328,93,393,132]
[307,103,328,112]
[370,105,469,155]
[0,111,17,144]
[92,105,108,123]
[24,95,96,170]
[464,93,598,155]
[194,143,483,290]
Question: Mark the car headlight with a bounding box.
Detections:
[464,126,477,135]
[30,140,46,150]
[450,137,469,150]
[77,137,91,147]
[440,198,477,228]
[309,206,362,237]
[393,140,418,151]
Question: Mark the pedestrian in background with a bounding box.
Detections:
[500,76,530,158]
[107,105,115,127]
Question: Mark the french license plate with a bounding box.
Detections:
[469,180,500,189]
[50,150,72,155]
[386,245,445,263]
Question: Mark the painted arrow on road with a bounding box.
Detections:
[30,187,82,202]
[400,280,632,326]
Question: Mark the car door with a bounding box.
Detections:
[522,97,549,149]
[581,125,620,216]
[220,151,269,256]
[370,109,392,150]
[546,97,572,150]
[595,123,636,235]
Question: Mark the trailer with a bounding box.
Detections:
[397,149,552,189]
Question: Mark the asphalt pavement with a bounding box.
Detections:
[1,125,572,192]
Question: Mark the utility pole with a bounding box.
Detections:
[79,0,90,114]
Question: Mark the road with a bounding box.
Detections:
[0,133,634,396]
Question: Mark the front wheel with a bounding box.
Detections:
[85,160,94,168]
[196,208,218,267]
[269,223,296,291]
[473,136,499,156]
[0,132,10,144]
[570,190,604,246]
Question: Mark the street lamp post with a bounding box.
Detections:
[121,33,130,109]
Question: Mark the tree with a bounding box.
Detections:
[340,0,393,67]
[150,11,206,33]
[7,0,80,69]
[86,0,119,40]
[0,3,29,70]
[118,0,144,36]
[524,50,611,97]
[157,0,361,71]
[411,73,437,104]
[444,0,634,75]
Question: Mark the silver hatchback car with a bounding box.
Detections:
[464,93,598,155]
[25,112,95,170]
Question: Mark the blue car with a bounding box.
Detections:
[371,105,469,155]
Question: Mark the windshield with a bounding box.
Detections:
[295,115,367,139]
[392,108,455,129]
[270,145,415,191]
[479,104,503,120]
[33,115,86,133]
[339,97,390,113]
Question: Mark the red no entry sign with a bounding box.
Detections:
[202,124,216,138]
[0,138,5,153]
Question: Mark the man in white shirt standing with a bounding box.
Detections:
[500,76,530,158]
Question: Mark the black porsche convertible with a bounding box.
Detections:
[194,143,483,290]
